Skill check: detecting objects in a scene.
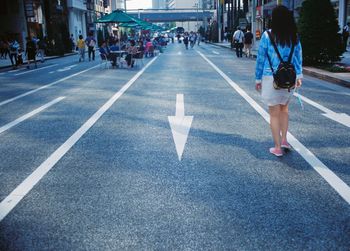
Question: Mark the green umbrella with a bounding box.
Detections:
[96,10,136,50]
[96,9,136,24]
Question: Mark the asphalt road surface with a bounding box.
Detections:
[0,42,349,250]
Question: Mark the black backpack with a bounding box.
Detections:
[266,31,296,91]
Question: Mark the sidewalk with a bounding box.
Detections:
[0,52,78,69]
[209,41,350,88]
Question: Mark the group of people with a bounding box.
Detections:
[181,32,201,49]
[74,32,166,68]
[232,27,254,58]
[0,36,47,69]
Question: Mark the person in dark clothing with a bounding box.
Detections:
[25,37,37,69]
[85,32,96,61]
[183,33,189,50]
[244,29,254,57]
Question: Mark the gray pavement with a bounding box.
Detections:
[0,42,349,250]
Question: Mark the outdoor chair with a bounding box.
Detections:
[99,53,110,69]
[133,52,144,68]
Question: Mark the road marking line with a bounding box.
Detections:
[14,64,59,76]
[57,64,78,72]
[0,65,99,107]
[197,50,350,205]
[0,97,65,134]
[294,93,350,128]
[212,51,220,55]
[0,56,158,222]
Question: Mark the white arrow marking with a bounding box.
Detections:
[168,94,193,161]
[294,93,350,128]
[57,64,78,72]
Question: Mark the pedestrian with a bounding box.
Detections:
[37,36,47,62]
[125,40,138,68]
[77,35,85,62]
[189,32,196,49]
[25,36,37,69]
[70,34,75,52]
[85,32,96,61]
[183,33,189,50]
[233,27,244,58]
[342,22,350,52]
[255,5,303,157]
[9,38,19,68]
[244,28,254,57]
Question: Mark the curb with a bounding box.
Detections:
[302,68,350,88]
[209,42,350,88]
[0,52,78,70]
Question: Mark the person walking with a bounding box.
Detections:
[233,27,244,58]
[9,38,19,68]
[85,32,96,61]
[25,36,37,69]
[37,37,47,63]
[183,33,189,50]
[255,5,303,157]
[77,35,85,62]
[244,28,254,57]
[70,34,75,52]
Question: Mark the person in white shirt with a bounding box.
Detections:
[232,27,245,57]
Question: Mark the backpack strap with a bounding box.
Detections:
[266,53,275,74]
[267,30,295,64]
[287,43,295,64]
[267,31,283,62]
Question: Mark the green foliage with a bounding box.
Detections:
[298,0,342,65]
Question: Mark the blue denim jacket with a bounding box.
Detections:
[255,30,303,82]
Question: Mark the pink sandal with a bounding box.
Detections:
[269,147,283,157]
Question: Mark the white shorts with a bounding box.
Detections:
[261,76,292,106]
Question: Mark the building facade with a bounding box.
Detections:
[152,0,166,9]
[67,0,87,43]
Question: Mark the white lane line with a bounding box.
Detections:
[0,65,99,107]
[0,56,158,222]
[294,93,350,128]
[212,51,220,55]
[14,64,59,76]
[197,50,350,205]
[0,97,65,134]
[57,64,78,72]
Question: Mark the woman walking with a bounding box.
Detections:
[255,5,303,157]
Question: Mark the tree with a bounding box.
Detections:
[298,0,342,65]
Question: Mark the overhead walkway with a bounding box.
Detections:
[127,8,215,22]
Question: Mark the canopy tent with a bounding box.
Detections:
[96,9,137,49]
[96,9,136,24]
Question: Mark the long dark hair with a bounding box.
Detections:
[271,5,298,47]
